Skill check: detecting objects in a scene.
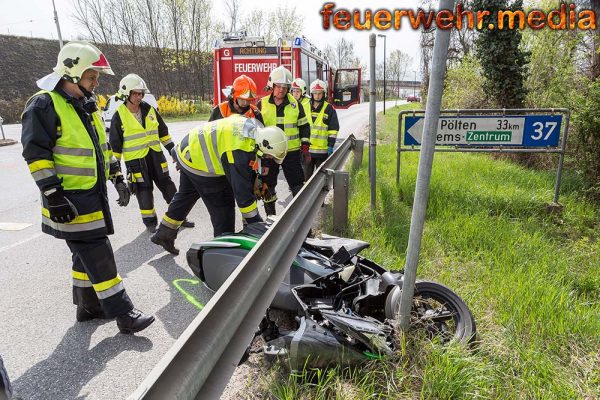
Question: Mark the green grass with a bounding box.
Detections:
[163,112,209,122]
[262,104,600,399]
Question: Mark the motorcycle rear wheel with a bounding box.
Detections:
[385,280,477,346]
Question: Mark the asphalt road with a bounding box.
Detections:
[0,100,398,399]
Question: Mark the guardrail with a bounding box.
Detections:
[129,134,362,400]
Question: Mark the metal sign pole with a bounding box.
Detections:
[553,111,570,204]
[369,34,377,210]
[397,0,454,331]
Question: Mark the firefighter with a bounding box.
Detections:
[257,66,311,216]
[290,77,313,177]
[109,73,194,232]
[209,74,264,124]
[304,79,339,180]
[150,115,287,255]
[21,41,154,333]
[291,78,310,118]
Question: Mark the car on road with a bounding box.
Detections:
[406,95,421,102]
[102,93,158,131]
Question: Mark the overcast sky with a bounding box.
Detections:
[0,0,423,74]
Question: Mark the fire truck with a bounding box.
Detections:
[213,33,362,109]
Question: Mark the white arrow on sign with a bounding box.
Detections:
[405,116,526,146]
[406,118,425,143]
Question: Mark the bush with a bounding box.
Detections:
[0,97,27,124]
[443,55,491,109]
[156,96,212,117]
[570,79,600,198]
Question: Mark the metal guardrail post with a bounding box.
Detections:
[333,170,349,233]
[129,135,356,400]
[352,139,364,169]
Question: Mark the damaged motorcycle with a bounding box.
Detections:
[186,223,476,369]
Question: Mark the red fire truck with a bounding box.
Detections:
[213,33,362,109]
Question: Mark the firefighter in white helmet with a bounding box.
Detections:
[21,41,154,333]
[209,74,264,123]
[151,115,288,254]
[109,73,194,232]
[290,77,313,176]
[304,79,339,180]
[257,66,311,216]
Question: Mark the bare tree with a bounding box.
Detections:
[73,0,116,45]
[269,5,304,41]
[388,50,413,98]
[242,9,273,41]
[324,37,357,69]
[224,0,241,32]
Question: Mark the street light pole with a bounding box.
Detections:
[52,0,64,48]
[413,70,417,98]
[377,34,386,115]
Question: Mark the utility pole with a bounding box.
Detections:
[413,70,417,98]
[377,34,387,115]
[52,0,64,48]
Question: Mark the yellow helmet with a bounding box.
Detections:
[53,41,114,83]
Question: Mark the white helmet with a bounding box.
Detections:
[291,78,307,96]
[255,126,288,164]
[310,79,327,95]
[53,41,114,83]
[117,73,149,101]
[266,66,292,90]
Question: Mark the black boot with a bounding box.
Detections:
[264,201,276,216]
[76,305,106,322]
[145,223,157,233]
[181,219,195,228]
[150,225,179,255]
[116,308,155,334]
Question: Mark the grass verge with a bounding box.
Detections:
[261,103,600,399]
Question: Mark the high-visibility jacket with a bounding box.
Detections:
[299,97,311,125]
[176,115,259,219]
[260,93,308,151]
[309,100,338,154]
[22,89,116,240]
[116,103,161,161]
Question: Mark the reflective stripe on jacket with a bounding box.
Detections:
[310,101,337,152]
[117,103,161,161]
[260,93,302,151]
[37,90,110,190]
[176,115,256,176]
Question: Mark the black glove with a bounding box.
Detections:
[126,172,136,196]
[115,180,130,207]
[44,188,78,223]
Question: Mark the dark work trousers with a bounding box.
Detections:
[130,150,177,228]
[304,154,328,181]
[0,356,11,400]
[66,237,134,318]
[164,169,236,237]
[264,149,305,198]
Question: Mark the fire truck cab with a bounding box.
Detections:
[213,33,361,109]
